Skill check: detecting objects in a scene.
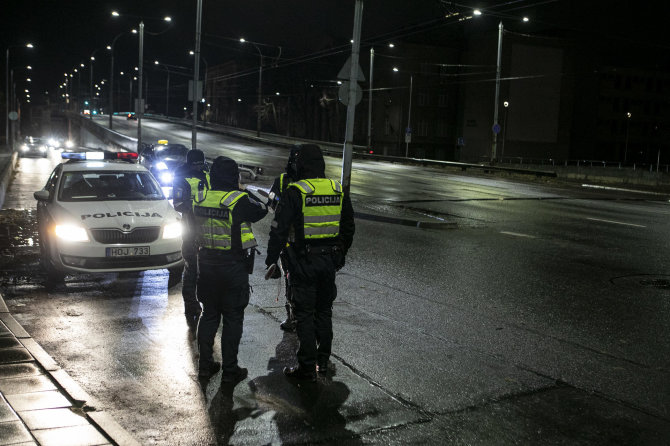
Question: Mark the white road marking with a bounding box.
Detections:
[585,217,646,228]
[500,231,536,238]
[581,183,668,196]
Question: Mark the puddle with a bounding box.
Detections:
[0,209,41,285]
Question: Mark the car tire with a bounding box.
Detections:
[39,229,65,285]
[168,266,183,288]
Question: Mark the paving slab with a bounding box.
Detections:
[0,419,34,445]
[5,390,71,412]
[17,408,89,431]
[0,375,57,396]
[0,363,41,380]
[31,424,110,446]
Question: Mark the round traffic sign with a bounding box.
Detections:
[8,111,18,121]
[338,82,362,106]
[492,123,501,134]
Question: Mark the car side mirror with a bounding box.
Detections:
[34,190,50,201]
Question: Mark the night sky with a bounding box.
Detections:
[1,0,668,107]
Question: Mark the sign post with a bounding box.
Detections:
[340,0,364,195]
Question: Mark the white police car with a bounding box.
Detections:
[34,151,184,284]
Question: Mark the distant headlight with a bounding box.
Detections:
[162,221,182,239]
[156,161,168,170]
[54,224,89,242]
[65,140,74,148]
[21,144,29,151]
[160,172,173,184]
[48,138,58,147]
[39,146,47,152]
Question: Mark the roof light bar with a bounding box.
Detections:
[61,151,138,161]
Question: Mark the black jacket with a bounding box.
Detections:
[265,182,355,266]
[199,187,268,262]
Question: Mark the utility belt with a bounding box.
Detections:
[291,243,340,256]
[199,246,258,274]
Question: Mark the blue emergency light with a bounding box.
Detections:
[61,151,138,161]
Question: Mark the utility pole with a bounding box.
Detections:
[137,21,144,152]
[491,21,503,162]
[256,53,263,137]
[367,47,374,149]
[341,0,364,193]
[191,0,203,149]
[405,75,413,158]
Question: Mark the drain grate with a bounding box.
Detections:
[611,274,670,290]
[638,278,670,289]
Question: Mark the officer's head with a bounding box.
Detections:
[186,149,205,166]
[294,144,325,180]
[210,156,239,190]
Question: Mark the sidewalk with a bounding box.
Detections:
[0,293,139,446]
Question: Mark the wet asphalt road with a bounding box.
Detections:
[1,121,670,445]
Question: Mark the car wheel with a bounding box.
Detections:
[39,229,65,285]
[168,266,183,288]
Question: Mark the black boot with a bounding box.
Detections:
[283,366,316,382]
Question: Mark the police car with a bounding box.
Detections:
[34,150,184,284]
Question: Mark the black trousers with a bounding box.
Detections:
[290,251,338,368]
[196,258,249,373]
[181,238,201,315]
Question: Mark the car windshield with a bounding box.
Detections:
[155,145,189,160]
[58,170,164,201]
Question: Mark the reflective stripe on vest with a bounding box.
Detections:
[289,178,343,241]
[185,172,210,203]
[192,189,258,250]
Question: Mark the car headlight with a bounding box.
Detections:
[65,140,74,148]
[48,138,57,147]
[21,144,28,151]
[159,172,173,184]
[39,146,47,152]
[162,221,182,239]
[54,224,89,242]
[156,161,168,170]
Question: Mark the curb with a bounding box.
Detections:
[0,292,141,446]
[354,211,456,229]
[0,151,18,210]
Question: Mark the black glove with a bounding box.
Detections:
[335,251,345,272]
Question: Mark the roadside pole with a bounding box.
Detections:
[341,0,364,194]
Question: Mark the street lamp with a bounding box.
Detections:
[108,29,134,129]
[112,10,172,152]
[624,112,632,163]
[189,50,208,124]
[239,37,282,137]
[5,42,34,150]
[501,101,509,161]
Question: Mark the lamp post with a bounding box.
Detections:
[624,112,631,163]
[189,50,208,125]
[191,0,203,149]
[109,29,133,129]
[112,11,172,152]
[154,60,171,117]
[239,38,282,138]
[501,100,509,161]
[367,47,374,150]
[5,43,33,150]
[88,47,105,119]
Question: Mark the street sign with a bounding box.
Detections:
[337,56,366,82]
[457,137,465,146]
[405,127,412,144]
[8,112,18,121]
[492,123,501,134]
[338,82,362,106]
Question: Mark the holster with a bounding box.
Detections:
[245,248,259,274]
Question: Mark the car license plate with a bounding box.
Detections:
[106,246,150,257]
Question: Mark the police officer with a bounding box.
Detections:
[193,156,268,381]
[173,149,210,327]
[266,145,355,381]
[267,145,301,332]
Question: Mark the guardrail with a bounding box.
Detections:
[143,114,557,178]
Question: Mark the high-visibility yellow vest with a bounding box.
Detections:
[186,172,210,202]
[192,190,257,250]
[288,178,343,241]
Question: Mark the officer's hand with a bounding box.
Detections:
[264,263,281,280]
